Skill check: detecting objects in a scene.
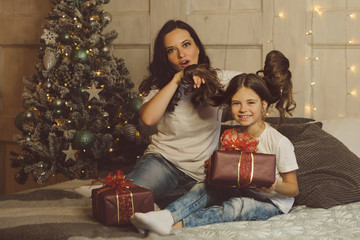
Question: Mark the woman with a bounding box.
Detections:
[126,20,237,201]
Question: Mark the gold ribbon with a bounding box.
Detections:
[237,152,254,187]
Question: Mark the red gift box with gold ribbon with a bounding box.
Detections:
[91,170,154,226]
[207,150,276,188]
[207,129,276,188]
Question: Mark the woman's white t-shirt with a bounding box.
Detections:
[142,70,240,181]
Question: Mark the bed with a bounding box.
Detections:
[1,117,360,240]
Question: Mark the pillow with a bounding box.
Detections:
[276,122,322,143]
[265,117,315,125]
[321,117,360,158]
[221,118,318,143]
[292,123,360,208]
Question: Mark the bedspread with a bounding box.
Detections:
[1,179,360,240]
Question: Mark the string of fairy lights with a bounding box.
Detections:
[216,1,358,119]
[270,1,358,119]
[305,2,358,118]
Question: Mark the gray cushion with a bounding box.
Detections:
[291,123,360,208]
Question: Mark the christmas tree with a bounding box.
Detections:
[10,0,148,185]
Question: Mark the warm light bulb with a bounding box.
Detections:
[278,11,285,18]
[305,30,312,35]
[313,107,317,111]
[349,13,356,19]
[314,6,322,16]
[310,81,316,86]
[348,40,353,44]
[350,89,357,96]
[349,65,356,72]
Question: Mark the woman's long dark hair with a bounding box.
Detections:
[139,20,210,112]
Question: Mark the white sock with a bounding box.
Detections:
[130,209,174,236]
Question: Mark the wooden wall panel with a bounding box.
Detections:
[0,17,46,45]
[187,14,235,45]
[114,47,150,89]
[231,0,262,10]
[313,48,347,119]
[313,11,346,44]
[0,0,50,15]
[227,13,263,44]
[107,15,150,45]
[102,0,149,13]
[0,0,51,195]
[346,48,360,117]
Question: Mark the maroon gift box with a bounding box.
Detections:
[92,186,154,226]
[207,150,276,188]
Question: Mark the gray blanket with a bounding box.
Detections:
[1,180,360,240]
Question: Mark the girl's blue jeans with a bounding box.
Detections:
[126,153,197,201]
[166,182,282,228]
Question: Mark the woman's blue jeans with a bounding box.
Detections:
[126,153,197,201]
[166,182,282,228]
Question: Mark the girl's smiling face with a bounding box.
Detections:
[164,28,200,71]
[231,87,268,135]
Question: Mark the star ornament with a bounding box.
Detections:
[62,144,78,162]
[85,83,103,101]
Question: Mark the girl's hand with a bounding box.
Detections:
[204,159,210,173]
[257,179,278,194]
[204,159,210,180]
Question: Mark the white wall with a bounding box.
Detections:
[103,0,360,120]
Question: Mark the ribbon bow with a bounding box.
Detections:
[91,170,136,192]
[220,129,259,153]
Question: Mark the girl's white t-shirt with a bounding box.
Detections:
[142,70,240,181]
[256,123,299,213]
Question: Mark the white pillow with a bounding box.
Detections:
[321,117,360,158]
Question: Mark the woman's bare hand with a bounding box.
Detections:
[193,75,205,88]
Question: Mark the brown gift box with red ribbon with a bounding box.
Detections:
[207,150,276,188]
[91,170,154,226]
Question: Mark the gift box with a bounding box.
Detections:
[207,150,276,188]
[91,170,154,226]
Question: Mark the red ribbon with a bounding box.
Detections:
[220,129,259,153]
[91,170,136,192]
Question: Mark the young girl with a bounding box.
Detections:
[130,53,299,235]
[126,20,238,202]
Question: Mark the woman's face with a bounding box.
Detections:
[231,87,267,131]
[164,28,200,72]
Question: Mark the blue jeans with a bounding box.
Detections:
[166,182,282,228]
[126,153,197,201]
